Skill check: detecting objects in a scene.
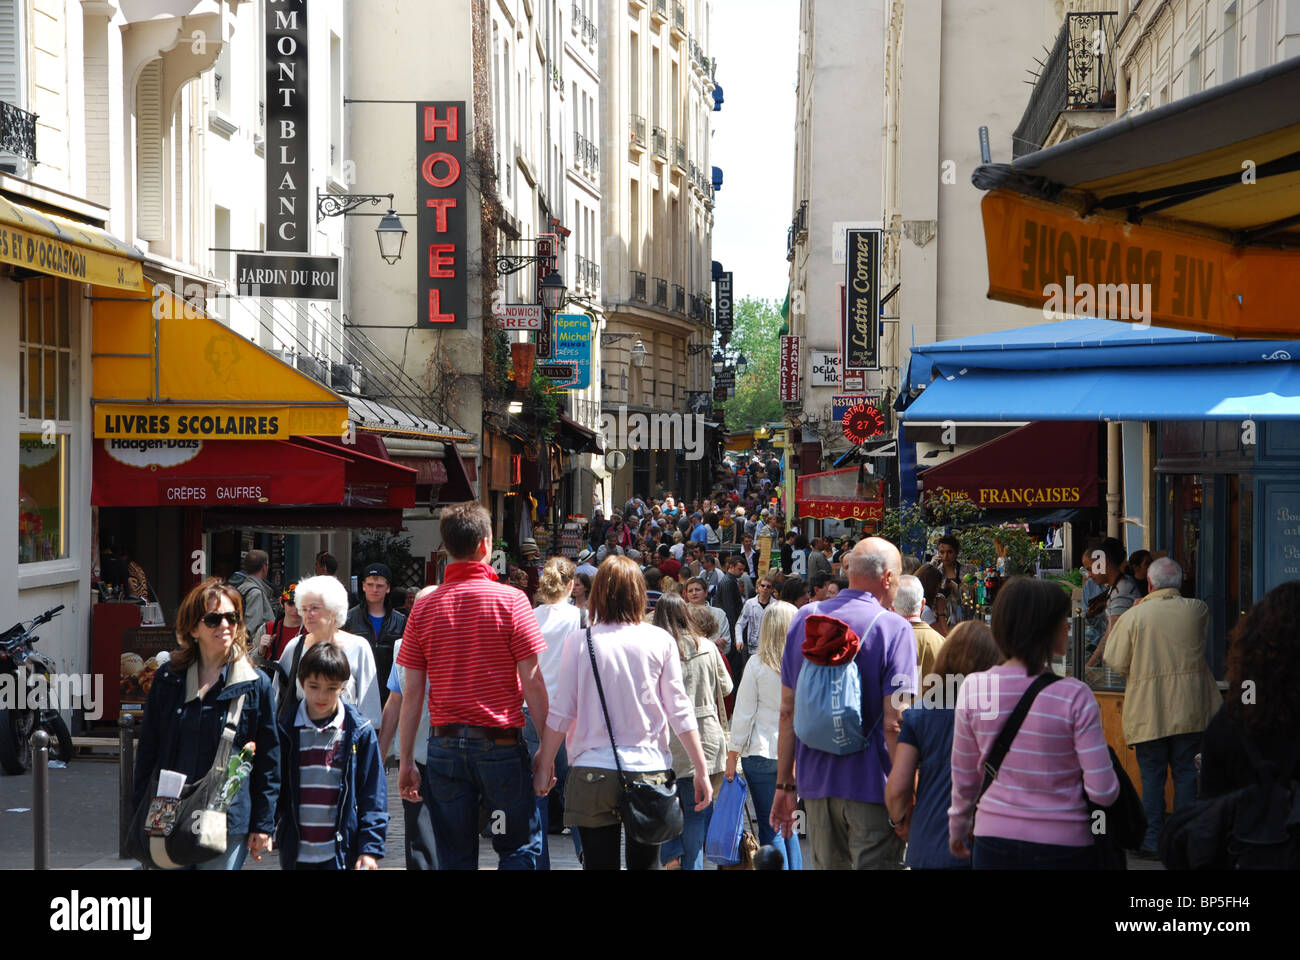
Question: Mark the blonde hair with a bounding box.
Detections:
[757,600,797,672]
[535,556,575,604]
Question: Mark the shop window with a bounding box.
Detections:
[18,278,74,564]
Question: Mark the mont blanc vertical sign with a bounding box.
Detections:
[417,102,468,329]
[266,0,309,252]
[844,228,880,370]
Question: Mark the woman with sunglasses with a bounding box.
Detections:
[132,577,281,869]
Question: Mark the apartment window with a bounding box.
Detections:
[1188,45,1201,95]
[18,279,73,564]
[652,47,661,126]
[0,0,27,173]
[630,179,640,268]
[630,33,640,114]
[1222,3,1238,84]
[213,39,232,115]
[1256,0,1275,72]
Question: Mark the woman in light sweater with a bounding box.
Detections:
[724,600,801,869]
[533,556,712,870]
[652,593,733,870]
[949,577,1119,869]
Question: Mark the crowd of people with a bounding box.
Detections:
[129,490,1300,872]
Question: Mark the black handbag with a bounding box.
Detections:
[585,627,684,846]
[128,694,246,869]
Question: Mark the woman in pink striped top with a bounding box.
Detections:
[948,578,1119,869]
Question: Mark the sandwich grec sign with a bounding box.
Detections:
[417,102,468,329]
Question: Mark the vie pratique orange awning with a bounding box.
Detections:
[973,53,1300,339]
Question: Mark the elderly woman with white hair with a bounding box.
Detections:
[277,574,382,726]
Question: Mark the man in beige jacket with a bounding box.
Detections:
[1104,557,1220,857]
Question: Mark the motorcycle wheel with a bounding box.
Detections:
[42,713,74,763]
[0,708,33,775]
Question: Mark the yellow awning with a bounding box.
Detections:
[0,195,145,291]
[91,285,349,440]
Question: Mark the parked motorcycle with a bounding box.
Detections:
[0,605,75,774]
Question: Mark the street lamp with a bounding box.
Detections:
[712,350,726,376]
[315,189,408,264]
[539,269,567,312]
[736,352,748,378]
[630,338,649,368]
[374,209,408,265]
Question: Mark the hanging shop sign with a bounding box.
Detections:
[235,254,339,299]
[840,398,889,445]
[687,391,712,414]
[494,303,544,330]
[266,0,309,252]
[715,271,734,333]
[552,313,593,389]
[535,235,558,359]
[844,228,880,371]
[417,101,468,328]
[538,362,578,386]
[832,394,879,424]
[810,349,840,388]
[779,335,801,401]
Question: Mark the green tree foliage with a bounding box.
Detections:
[718,296,784,432]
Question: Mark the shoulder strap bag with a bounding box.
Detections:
[585,627,684,846]
[976,671,1062,805]
[129,693,248,869]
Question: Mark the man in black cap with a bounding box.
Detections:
[344,561,407,706]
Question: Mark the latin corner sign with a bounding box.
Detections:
[417,101,468,329]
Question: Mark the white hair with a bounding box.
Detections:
[1146,557,1182,591]
[293,575,349,629]
[893,576,924,618]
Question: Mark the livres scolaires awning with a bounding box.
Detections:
[916,421,1099,508]
[971,53,1300,338]
[900,318,1300,421]
[91,285,349,438]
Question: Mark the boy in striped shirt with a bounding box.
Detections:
[277,642,389,869]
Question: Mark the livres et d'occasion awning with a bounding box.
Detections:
[900,317,1300,422]
[972,53,1300,338]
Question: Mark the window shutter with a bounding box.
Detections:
[136,60,163,242]
[0,0,21,109]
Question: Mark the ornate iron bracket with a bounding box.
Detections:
[316,189,394,223]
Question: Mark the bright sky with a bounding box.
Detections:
[710,0,799,306]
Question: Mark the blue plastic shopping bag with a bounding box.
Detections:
[704,774,749,866]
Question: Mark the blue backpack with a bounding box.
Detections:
[793,611,883,756]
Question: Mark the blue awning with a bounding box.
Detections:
[712,166,723,191]
[902,318,1300,421]
[712,81,724,110]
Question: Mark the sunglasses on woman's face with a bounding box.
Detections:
[201,611,241,628]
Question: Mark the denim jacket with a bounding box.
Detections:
[133,656,281,837]
[275,701,389,869]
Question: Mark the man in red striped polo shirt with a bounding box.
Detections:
[397,501,550,869]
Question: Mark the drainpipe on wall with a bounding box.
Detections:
[1107,422,1122,540]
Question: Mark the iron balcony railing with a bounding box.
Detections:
[630,114,647,149]
[574,130,599,172]
[652,126,668,159]
[0,100,37,162]
[673,284,686,314]
[575,254,589,290]
[631,270,647,302]
[1013,11,1117,158]
[654,276,669,307]
[672,137,686,169]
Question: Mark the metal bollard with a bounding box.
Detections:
[31,729,50,870]
[119,713,135,860]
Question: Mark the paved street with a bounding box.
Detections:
[2,755,1162,871]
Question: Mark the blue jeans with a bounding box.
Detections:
[660,775,713,869]
[424,735,542,870]
[1135,732,1201,852]
[742,756,802,870]
[522,709,582,869]
[972,835,1098,870]
[402,761,439,870]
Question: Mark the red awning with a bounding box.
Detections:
[92,438,346,507]
[795,466,885,521]
[202,507,406,532]
[917,421,1099,509]
[294,436,417,509]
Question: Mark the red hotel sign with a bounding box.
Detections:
[417,102,468,329]
[779,335,801,401]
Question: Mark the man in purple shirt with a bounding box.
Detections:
[772,537,916,870]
